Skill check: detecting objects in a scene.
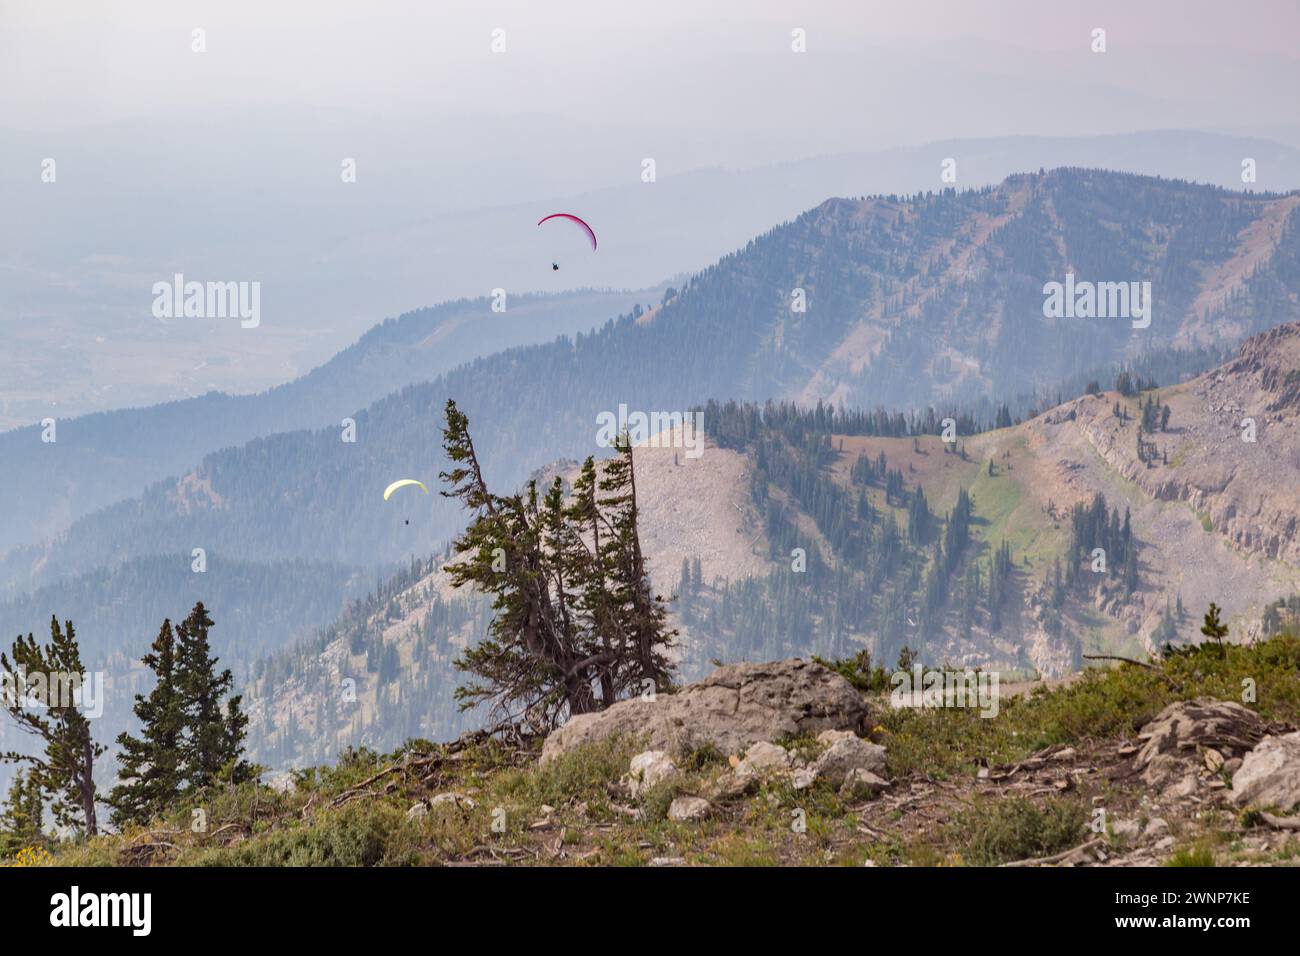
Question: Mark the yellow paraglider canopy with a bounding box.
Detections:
[383,479,429,501]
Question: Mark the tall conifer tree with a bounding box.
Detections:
[175,603,252,789]
[598,435,675,693]
[107,620,187,827]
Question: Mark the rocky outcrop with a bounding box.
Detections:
[613,728,892,810]
[1134,698,1283,798]
[540,659,868,764]
[1222,322,1300,416]
[1070,323,1300,566]
[713,733,891,799]
[1232,731,1300,811]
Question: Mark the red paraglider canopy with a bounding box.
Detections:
[537,213,597,251]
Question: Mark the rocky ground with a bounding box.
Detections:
[38,635,1300,868]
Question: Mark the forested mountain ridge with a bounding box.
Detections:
[5,168,1299,780]
[243,323,1300,768]
[7,169,1295,602]
[0,287,656,558]
[741,170,1300,409]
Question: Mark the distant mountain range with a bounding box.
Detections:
[7,128,1300,425]
[4,165,1300,775]
[0,287,656,557]
[8,167,1297,590]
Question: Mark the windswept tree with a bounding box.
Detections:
[440,400,675,730]
[0,618,103,837]
[599,436,675,691]
[442,419,591,725]
[107,620,187,828]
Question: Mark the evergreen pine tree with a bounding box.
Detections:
[1200,603,1229,654]
[0,768,45,857]
[0,618,103,836]
[555,467,606,699]
[175,603,252,790]
[107,620,187,827]
[443,403,602,725]
[599,434,677,694]
[441,401,676,728]
[907,487,931,545]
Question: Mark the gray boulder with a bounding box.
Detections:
[791,768,818,791]
[838,768,890,798]
[1232,731,1300,810]
[540,659,867,763]
[428,792,476,810]
[667,796,712,822]
[1110,819,1141,840]
[734,741,792,779]
[811,729,887,787]
[622,750,679,798]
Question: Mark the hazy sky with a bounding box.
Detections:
[4,0,1300,423]
[4,0,1299,136]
